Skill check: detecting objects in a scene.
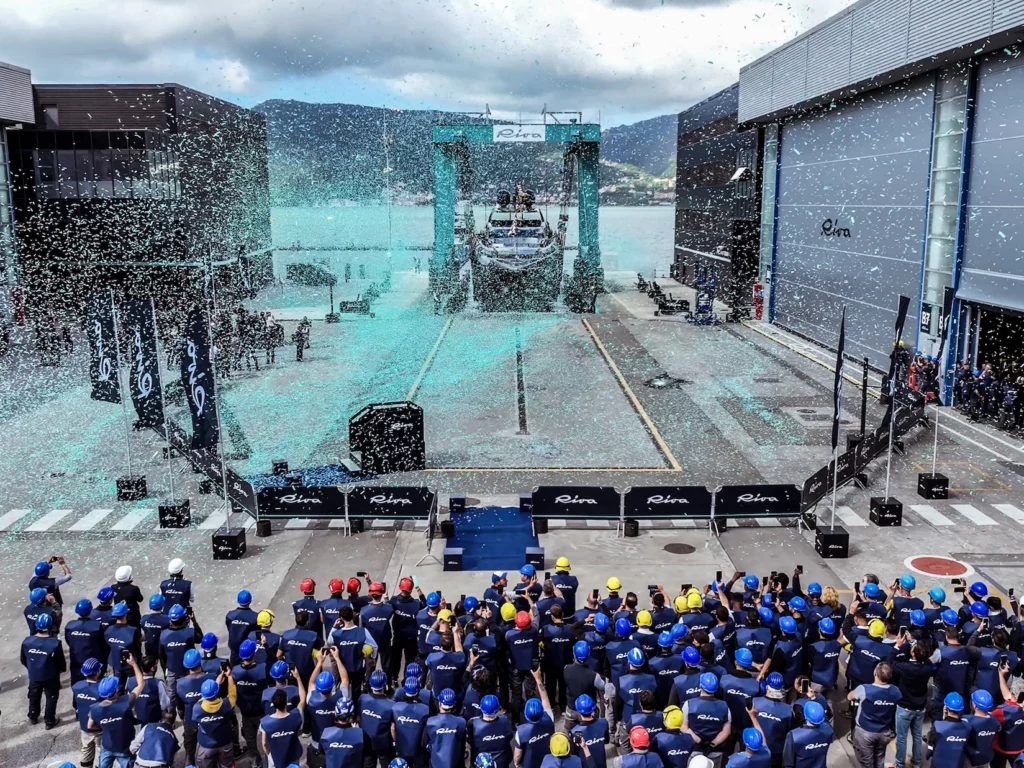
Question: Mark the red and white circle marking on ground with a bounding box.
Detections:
[904,555,974,578]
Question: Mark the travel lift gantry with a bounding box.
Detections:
[430,114,603,312]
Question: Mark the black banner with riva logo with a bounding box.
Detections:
[624,486,713,519]
[124,299,164,429]
[715,485,801,518]
[532,486,621,519]
[180,307,219,450]
[258,485,345,518]
[86,291,121,404]
[347,486,435,519]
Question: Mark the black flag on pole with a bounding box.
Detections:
[886,294,912,397]
[124,299,164,429]
[832,308,846,453]
[180,307,219,450]
[935,286,955,365]
[86,291,121,404]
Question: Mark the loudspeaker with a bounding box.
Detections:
[623,519,639,538]
[449,494,466,514]
[917,473,949,500]
[443,547,464,571]
[158,499,191,528]
[272,459,289,476]
[284,472,303,487]
[255,519,272,537]
[199,478,215,494]
[533,517,548,535]
[710,517,728,535]
[212,527,246,560]
[117,475,147,501]
[870,497,903,527]
[846,433,864,452]
[520,494,533,514]
[525,547,545,570]
[801,511,817,531]
[350,518,365,534]
[440,520,456,539]
[815,525,849,558]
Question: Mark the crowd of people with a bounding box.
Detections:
[18,556,1024,768]
[952,363,1024,432]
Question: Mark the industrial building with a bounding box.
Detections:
[739,0,1024,392]
[6,83,272,312]
[0,62,33,346]
[672,84,762,312]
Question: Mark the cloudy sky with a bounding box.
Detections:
[0,0,852,127]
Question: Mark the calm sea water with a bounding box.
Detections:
[270,205,675,278]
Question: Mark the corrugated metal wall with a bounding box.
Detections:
[0,63,33,124]
[31,86,170,130]
[772,76,935,366]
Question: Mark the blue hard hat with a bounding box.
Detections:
[30,587,48,605]
[168,604,186,621]
[627,647,645,667]
[148,594,165,611]
[683,646,701,666]
[761,594,774,608]
[743,727,764,752]
[405,662,422,679]
[369,670,388,690]
[804,701,825,724]
[519,564,535,577]
[464,596,479,613]
[76,598,93,616]
[899,574,917,591]
[480,694,500,716]
[111,602,129,618]
[758,607,775,625]
[315,671,335,693]
[97,586,115,603]
[818,618,836,636]
[183,650,202,669]
[491,572,507,583]
[699,672,719,693]
[779,616,797,635]
[524,697,544,722]
[34,561,51,577]
[743,575,759,591]
[807,582,822,596]
[98,676,119,699]
[766,671,784,690]
[576,693,596,716]
[971,602,989,618]
[438,688,457,708]
[789,596,807,612]
[335,697,354,717]
[615,618,632,638]
[239,640,257,660]
[910,610,927,628]
[403,677,421,696]
[574,641,591,661]
[941,608,959,626]
[863,583,881,599]
[657,631,673,648]
[929,587,946,604]
[971,582,988,598]
[670,623,689,642]
[270,660,289,679]
[392,760,411,768]
[735,648,754,668]
[473,757,493,768]
[973,368,981,376]
[81,657,102,677]
[945,692,965,712]
[972,690,994,711]
[237,590,252,606]
[34,612,53,631]
[426,591,441,608]
[201,679,220,699]
[594,613,610,632]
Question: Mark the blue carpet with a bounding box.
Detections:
[449,506,538,572]
[248,464,370,492]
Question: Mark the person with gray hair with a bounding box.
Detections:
[848,662,901,768]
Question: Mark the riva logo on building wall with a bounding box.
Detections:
[493,126,545,142]
[821,219,851,238]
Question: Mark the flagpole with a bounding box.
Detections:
[830,307,846,532]
[150,299,175,500]
[110,290,134,479]
[830,445,840,532]
[884,399,896,501]
[207,259,231,519]
[931,405,940,477]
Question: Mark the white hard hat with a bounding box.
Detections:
[168,558,185,575]
[115,566,132,583]
[688,757,714,768]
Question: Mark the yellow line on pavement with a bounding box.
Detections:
[406,317,453,402]
[581,317,682,472]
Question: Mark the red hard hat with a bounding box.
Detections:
[629,726,650,749]
[300,578,316,594]
[399,577,414,592]
[329,578,344,594]
[369,582,385,596]
[347,578,362,593]
[515,611,531,630]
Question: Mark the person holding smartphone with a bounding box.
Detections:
[847,661,900,768]
[892,638,933,768]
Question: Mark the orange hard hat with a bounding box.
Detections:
[300,578,315,594]
[515,611,531,630]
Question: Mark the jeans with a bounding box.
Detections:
[98,751,134,768]
[853,727,893,768]
[240,712,263,768]
[509,667,538,723]
[895,706,924,768]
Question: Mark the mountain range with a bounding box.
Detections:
[253,100,677,206]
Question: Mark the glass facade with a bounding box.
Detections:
[0,127,15,285]
[758,123,779,284]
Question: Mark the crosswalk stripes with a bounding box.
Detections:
[0,508,32,531]
[111,509,154,531]
[199,510,229,530]
[909,505,954,526]
[69,509,114,531]
[835,506,869,527]
[951,504,998,526]
[26,509,73,532]
[284,518,310,529]
[993,504,1024,525]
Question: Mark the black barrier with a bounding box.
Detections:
[801,466,831,513]
[715,485,801,518]
[164,422,259,517]
[348,486,435,519]
[623,486,712,519]
[257,485,345,518]
[532,486,620,519]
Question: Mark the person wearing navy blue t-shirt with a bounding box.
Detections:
[21,612,66,728]
[88,656,147,768]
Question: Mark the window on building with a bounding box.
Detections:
[42,105,59,130]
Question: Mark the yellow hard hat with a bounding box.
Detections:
[674,596,687,613]
[607,577,622,592]
[868,619,885,638]
[437,609,454,624]
[664,706,683,730]
[550,732,571,757]
[556,556,571,571]
[637,610,653,627]
[687,592,703,610]
[362,643,374,658]
[256,609,275,628]
[501,603,516,622]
